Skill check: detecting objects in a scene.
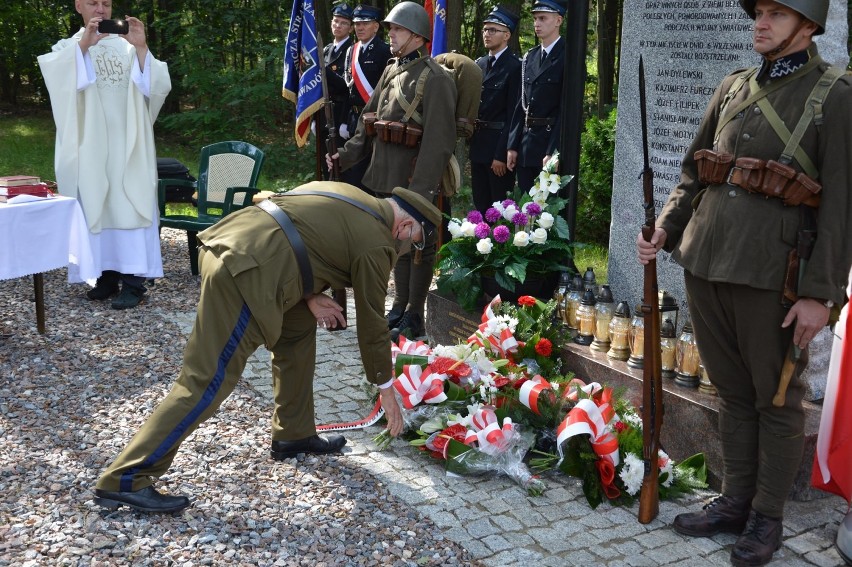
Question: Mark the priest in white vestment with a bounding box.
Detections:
[38,1,171,310]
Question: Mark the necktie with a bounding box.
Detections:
[540,49,548,65]
[486,55,495,74]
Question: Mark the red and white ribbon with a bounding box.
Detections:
[464,406,517,455]
[391,336,431,365]
[393,365,448,409]
[556,396,620,466]
[518,374,552,415]
[563,378,603,401]
[467,296,519,357]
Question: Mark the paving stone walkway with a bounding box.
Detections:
[170,296,848,567]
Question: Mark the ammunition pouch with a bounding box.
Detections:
[694,150,822,208]
[373,119,422,148]
[363,112,378,137]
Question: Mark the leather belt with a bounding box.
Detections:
[475,120,505,130]
[256,199,314,299]
[525,116,555,127]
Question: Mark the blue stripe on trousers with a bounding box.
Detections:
[119,304,251,492]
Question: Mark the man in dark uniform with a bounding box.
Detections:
[506,0,566,193]
[469,5,521,213]
[317,2,354,180]
[326,4,392,192]
[93,182,442,513]
[637,1,852,564]
[328,1,456,340]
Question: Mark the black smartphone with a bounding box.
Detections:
[97,19,128,34]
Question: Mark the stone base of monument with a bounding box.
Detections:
[426,290,826,502]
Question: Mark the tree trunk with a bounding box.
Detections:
[596,0,620,118]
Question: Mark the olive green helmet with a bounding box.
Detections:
[383,1,431,41]
[739,0,827,35]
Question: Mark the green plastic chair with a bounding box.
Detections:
[158,141,265,275]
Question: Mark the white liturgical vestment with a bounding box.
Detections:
[38,30,171,281]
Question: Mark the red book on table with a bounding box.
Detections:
[0,175,41,187]
[0,183,53,199]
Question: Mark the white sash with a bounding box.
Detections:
[350,43,372,104]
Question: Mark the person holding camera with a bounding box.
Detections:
[93,182,439,513]
[38,0,171,310]
[327,1,456,341]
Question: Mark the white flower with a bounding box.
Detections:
[623,409,642,430]
[460,220,477,237]
[537,212,554,229]
[502,205,519,222]
[513,231,530,247]
[476,238,493,255]
[531,228,548,244]
[447,219,463,239]
[491,201,505,213]
[620,453,645,496]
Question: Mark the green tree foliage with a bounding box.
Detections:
[577,107,616,247]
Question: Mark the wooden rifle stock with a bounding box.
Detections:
[315,31,341,181]
[637,56,664,524]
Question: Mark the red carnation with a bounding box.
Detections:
[518,296,537,307]
[535,338,553,357]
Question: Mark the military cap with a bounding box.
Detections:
[532,0,567,16]
[483,5,520,33]
[332,3,354,20]
[391,187,442,236]
[353,4,382,22]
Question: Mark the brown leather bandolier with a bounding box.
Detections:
[694,150,822,208]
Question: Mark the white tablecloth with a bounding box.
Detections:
[0,195,97,282]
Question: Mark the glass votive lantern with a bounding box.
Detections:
[582,266,597,294]
[675,321,701,387]
[626,303,645,369]
[660,318,677,379]
[563,275,583,331]
[554,271,572,323]
[591,285,615,352]
[698,364,717,396]
[607,301,632,362]
[658,290,679,333]
[574,288,597,346]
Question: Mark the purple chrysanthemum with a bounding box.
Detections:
[485,207,502,223]
[525,202,542,217]
[467,210,484,224]
[511,212,529,227]
[474,222,490,239]
[501,199,517,209]
[493,225,511,243]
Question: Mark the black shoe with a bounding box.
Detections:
[111,286,146,310]
[86,279,120,301]
[390,311,424,341]
[94,486,191,513]
[386,307,405,330]
[270,434,346,460]
[730,510,783,567]
[673,494,752,537]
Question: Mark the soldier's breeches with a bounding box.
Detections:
[392,235,437,316]
[96,248,265,492]
[684,272,805,517]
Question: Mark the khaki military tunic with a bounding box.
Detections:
[657,45,852,517]
[337,51,457,198]
[97,182,398,492]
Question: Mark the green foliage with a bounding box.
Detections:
[577,107,617,247]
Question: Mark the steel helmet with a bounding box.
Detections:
[383,1,431,41]
[739,0,828,35]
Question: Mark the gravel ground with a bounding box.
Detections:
[0,228,481,567]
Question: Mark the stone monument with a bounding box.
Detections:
[607,0,849,400]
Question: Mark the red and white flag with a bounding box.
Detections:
[812,273,852,504]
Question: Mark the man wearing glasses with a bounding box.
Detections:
[469,5,522,214]
[506,0,566,192]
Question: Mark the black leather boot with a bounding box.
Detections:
[94,486,190,513]
[270,434,346,460]
[730,510,783,567]
[673,494,752,537]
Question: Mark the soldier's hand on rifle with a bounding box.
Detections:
[506,150,517,171]
[781,298,830,349]
[636,228,667,265]
[325,152,339,172]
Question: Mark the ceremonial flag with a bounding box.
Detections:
[430,0,448,57]
[282,0,324,147]
[812,281,852,503]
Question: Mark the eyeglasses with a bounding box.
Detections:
[482,27,507,35]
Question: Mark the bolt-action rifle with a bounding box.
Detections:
[637,56,664,525]
[315,31,341,181]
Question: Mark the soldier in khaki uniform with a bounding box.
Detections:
[329,1,457,340]
[637,1,852,565]
[94,182,441,514]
